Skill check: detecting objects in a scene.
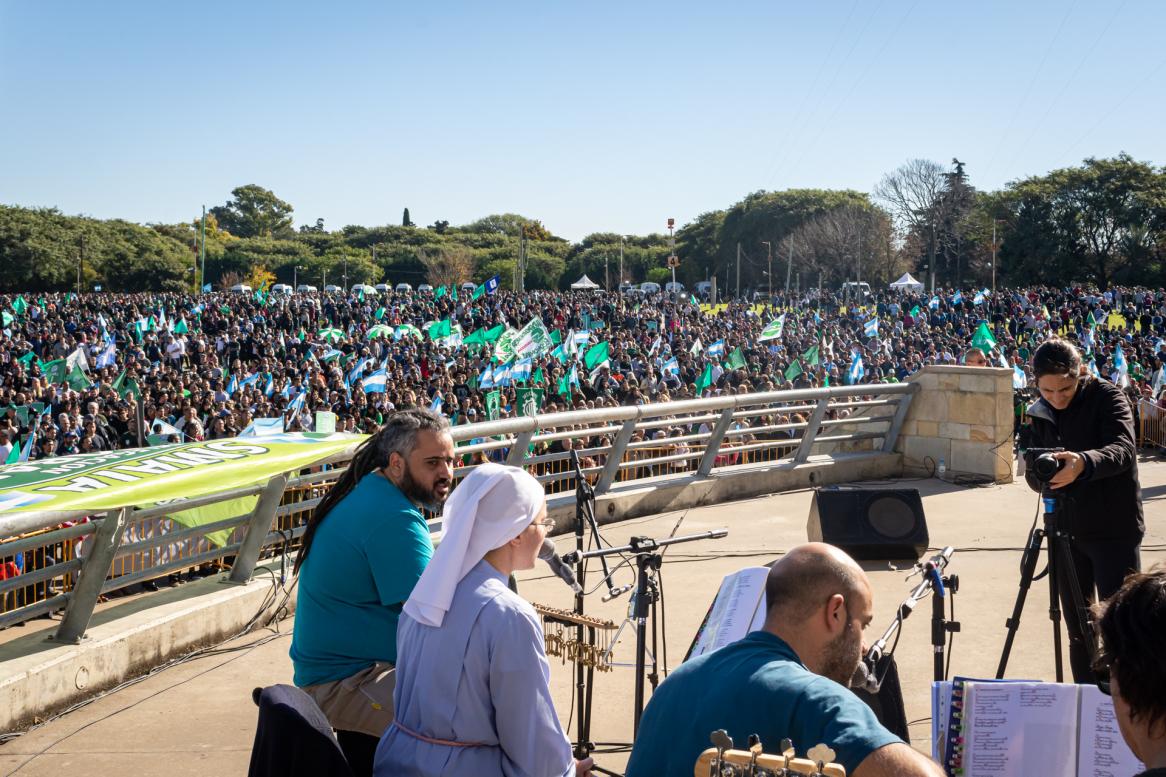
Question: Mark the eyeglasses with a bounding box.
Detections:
[534,518,556,529]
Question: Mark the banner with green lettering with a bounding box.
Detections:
[0,433,363,517]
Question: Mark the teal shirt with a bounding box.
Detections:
[625,631,901,777]
[291,472,433,687]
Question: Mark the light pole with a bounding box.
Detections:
[667,218,676,294]
[294,265,305,290]
[619,236,625,290]
[761,241,772,300]
[991,219,998,296]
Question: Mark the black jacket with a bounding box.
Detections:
[1026,378,1143,542]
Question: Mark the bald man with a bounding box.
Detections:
[625,543,943,777]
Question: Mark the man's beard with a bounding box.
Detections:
[398,461,450,512]
[820,619,863,686]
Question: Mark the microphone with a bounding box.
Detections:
[539,539,583,594]
[602,583,634,603]
[850,655,882,694]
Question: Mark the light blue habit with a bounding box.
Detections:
[373,559,574,777]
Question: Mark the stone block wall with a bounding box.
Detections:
[895,365,1014,482]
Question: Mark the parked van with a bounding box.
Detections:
[296,284,318,293]
[271,283,293,295]
[374,283,392,295]
[841,281,871,299]
[461,282,478,294]
[229,284,253,294]
[640,282,662,294]
[417,284,434,294]
[324,284,342,293]
[694,281,713,297]
[664,281,685,295]
[352,283,378,296]
[395,283,413,294]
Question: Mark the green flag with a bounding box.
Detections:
[758,315,786,342]
[375,306,386,320]
[1,311,13,327]
[41,359,67,385]
[485,390,501,421]
[4,441,19,464]
[1086,310,1097,326]
[515,387,545,417]
[583,341,611,371]
[472,284,486,300]
[971,322,997,353]
[725,347,747,371]
[784,360,803,381]
[909,305,920,318]
[11,295,27,316]
[435,286,448,299]
[112,369,127,394]
[173,318,189,334]
[219,304,231,314]
[531,367,545,385]
[557,371,572,398]
[17,351,37,367]
[358,287,365,302]
[428,319,452,341]
[549,329,562,345]
[66,364,91,391]
[695,363,714,395]
[802,345,820,366]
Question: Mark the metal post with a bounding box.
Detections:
[881,391,915,453]
[199,205,207,292]
[785,240,792,294]
[506,431,535,466]
[762,241,772,300]
[228,474,289,584]
[696,407,736,476]
[794,397,830,463]
[135,397,145,448]
[991,219,998,296]
[620,237,624,289]
[595,419,637,495]
[735,242,740,300]
[55,508,128,643]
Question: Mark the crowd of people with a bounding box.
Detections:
[1,283,1164,463]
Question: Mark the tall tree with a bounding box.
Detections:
[209,185,294,238]
[402,208,413,227]
[874,159,947,288]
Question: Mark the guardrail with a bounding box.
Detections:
[0,383,917,644]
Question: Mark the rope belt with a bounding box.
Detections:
[389,719,492,749]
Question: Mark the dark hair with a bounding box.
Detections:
[1093,567,1166,735]
[294,407,449,573]
[1032,338,1082,380]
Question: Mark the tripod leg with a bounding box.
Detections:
[1053,536,1099,683]
[996,527,1046,678]
[649,584,660,691]
[1046,536,1064,684]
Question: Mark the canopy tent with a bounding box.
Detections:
[889,273,924,292]
[570,274,601,290]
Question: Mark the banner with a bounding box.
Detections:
[0,433,362,517]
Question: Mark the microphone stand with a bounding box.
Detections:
[569,529,729,736]
[865,547,958,685]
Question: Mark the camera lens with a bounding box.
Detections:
[1034,452,1062,480]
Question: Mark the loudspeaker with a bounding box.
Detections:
[807,488,928,560]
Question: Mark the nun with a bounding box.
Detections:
[373,463,593,777]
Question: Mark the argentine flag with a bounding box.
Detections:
[663,357,679,376]
[511,358,533,383]
[928,296,940,310]
[1113,345,1129,388]
[429,391,444,414]
[226,374,238,396]
[973,291,985,305]
[1088,359,1101,379]
[952,291,963,305]
[347,357,369,385]
[847,354,865,385]
[362,369,388,393]
[863,318,878,338]
[479,364,495,389]
[494,361,513,388]
[1012,364,1027,389]
[264,374,274,397]
[96,342,117,369]
[706,340,725,358]
[286,389,307,416]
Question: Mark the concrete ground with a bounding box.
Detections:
[1,454,1163,776]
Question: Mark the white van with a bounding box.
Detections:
[271,283,293,295]
[664,281,685,295]
[229,284,253,294]
[694,281,713,297]
[640,282,662,294]
[395,283,413,294]
[374,283,392,295]
[461,282,477,293]
[296,284,318,293]
[324,284,342,293]
[417,284,433,294]
[352,283,378,296]
[842,281,872,299]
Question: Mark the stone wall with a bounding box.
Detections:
[895,365,1014,482]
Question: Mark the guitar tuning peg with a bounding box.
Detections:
[711,729,734,751]
[748,733,762,752]
[780,737,794,757]
[807,744,836,772]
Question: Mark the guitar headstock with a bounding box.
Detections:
[694,729,845,776]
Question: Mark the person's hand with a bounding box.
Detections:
[575,756,594,776]
[1047,451,1085,489]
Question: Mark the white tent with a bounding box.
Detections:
[571,274,601,290]
[889,273,924,292]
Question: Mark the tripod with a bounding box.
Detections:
[571,530,728,735]
[996,490,1097,683]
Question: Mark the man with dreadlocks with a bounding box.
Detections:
[290,407,454,776]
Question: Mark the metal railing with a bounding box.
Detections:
[0,383,916,643]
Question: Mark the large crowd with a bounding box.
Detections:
[1,283,1165,463]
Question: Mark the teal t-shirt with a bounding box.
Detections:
[625,631,901,777]
[290,472,434,687]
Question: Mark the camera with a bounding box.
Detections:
[1025,447,1065,484]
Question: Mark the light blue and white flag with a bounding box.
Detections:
[478,364,495,389]
[239,417,284,437]
[264,374,274,397]
[863,318,878,338]
[1088,359,1101,379]
[1112,344,1129,388]
[847,354,865,385]
[429,391,444,414]
[286,389,308,416]
[952,291,963,305]
[1012,364,1027,389]
[706,340,725,358]
[347,357,370,385]
[511,358,533,383]
[95,342,117,369]
[362,369,387,393]
[226,374,238,396]
[928,296,940,310]
[493,361,513,388]
[663,357,679,376]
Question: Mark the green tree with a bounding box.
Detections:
[402,208,413,227]
[209,185,295,238]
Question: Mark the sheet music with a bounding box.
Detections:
[931,681,952,763]
[1076,684,1144,777]
[687,566,769,659]
[964,682,1077,777]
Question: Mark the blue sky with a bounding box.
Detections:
[1,1,1163,242]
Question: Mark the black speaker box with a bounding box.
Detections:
[807,488,928,560]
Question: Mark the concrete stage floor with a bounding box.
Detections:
[2,454,1163,776]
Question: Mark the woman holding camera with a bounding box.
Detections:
[1025,338,1143,683]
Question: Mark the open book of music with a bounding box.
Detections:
[932,679,1143,777]
[685,566,769,661]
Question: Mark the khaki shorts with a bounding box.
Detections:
[303,662,396,738]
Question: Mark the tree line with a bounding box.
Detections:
[1,154,1164,294]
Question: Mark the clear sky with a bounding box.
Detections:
[1,0,1163,242]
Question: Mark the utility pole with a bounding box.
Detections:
[762,241,772,300]
[785,240,793,294]
[667,218,676,294]
[199,205,206,292]
[991,219,998,296]
[929,223,936,297]
[735,242,740,300]
[604,254,609,292]
[619,237,625,289]
[77,234,85,294]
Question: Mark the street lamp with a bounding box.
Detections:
[293,265,305,289]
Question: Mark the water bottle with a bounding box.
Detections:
[937,457,946,479]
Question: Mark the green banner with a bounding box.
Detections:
[0,433,362,516]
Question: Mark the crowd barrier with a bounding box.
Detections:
[0,383,917,641]
[1140,399,1166,449]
